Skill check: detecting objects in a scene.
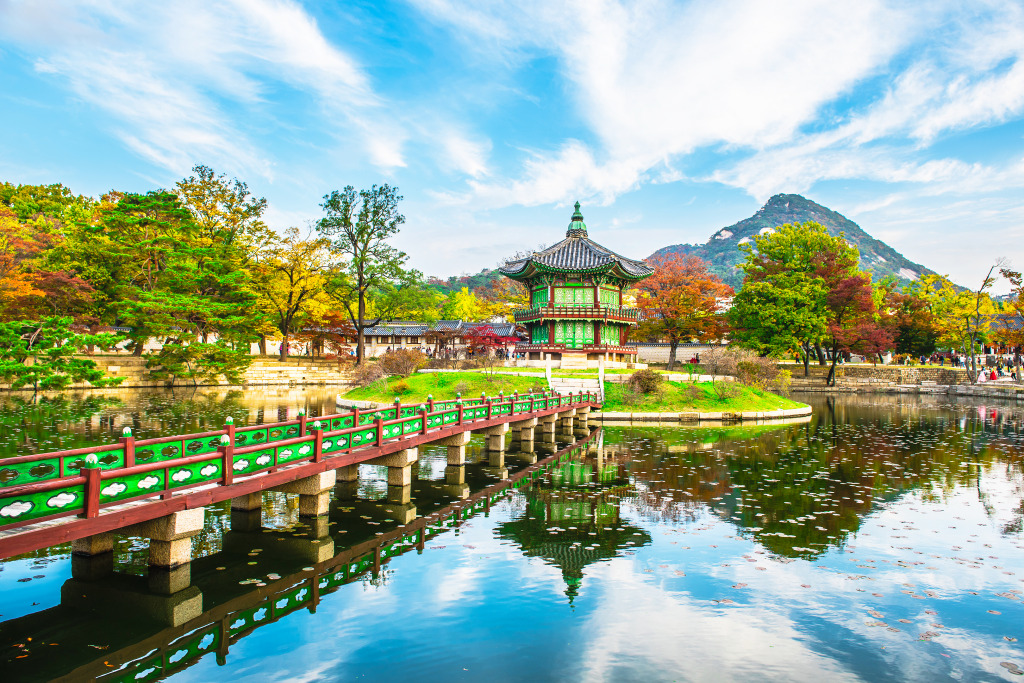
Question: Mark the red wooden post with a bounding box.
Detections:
[312,421,324,463]
[83,461,101,519]
[352,406,360,428]
[299,410,308,436]
[457,401,464,425]
[120,427,135,468]
[420,407,428,435]
[225,416,236,448]
[219,435,234,486]
[427,394,435,413]
[486,398,492,420]
[375,417,384,445]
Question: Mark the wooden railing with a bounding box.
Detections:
[0,391,598,531]
[513,304,641,323]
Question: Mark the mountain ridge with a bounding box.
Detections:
[649,194,936,290]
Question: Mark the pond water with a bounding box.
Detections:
[1,388,1023,682]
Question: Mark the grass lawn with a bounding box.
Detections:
[343,371,550,404]
[601,380,803,413]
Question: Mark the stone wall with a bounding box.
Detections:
[784,364,970,386]
[0,356,354,391]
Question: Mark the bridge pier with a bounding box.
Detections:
[230,492,264,532]
[334,464,360,501]
[575,406,591,430]
[434,431,472,465]
[273,470,336,517]
[121,508,205,570]
[368,447,418,508]
[480,423,509,452]
[557,408,576,431]
[71,533,114,581]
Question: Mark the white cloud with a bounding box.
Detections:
[0,500,32,517]
[101,481,127,497]
[46,491,78,508]
[137,475,161,489]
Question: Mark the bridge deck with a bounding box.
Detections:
[0,392,598,559]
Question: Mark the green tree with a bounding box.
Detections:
[920,265,1000,383]
[317,184,408,364]
[0,317,124,392]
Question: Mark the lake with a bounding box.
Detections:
[0,387,1022,682]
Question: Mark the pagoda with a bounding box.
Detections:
[499,202,653,368]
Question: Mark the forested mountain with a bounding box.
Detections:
[649,194,936,289]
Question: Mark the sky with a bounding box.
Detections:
[2,0,1024,289]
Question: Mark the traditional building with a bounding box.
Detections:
[499,202,654,368]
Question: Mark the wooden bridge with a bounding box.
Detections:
[1,431,604,682]
[0,390,598,564]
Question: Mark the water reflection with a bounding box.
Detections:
[0,392,1022,681]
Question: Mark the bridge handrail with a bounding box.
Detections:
[0,391,598,530]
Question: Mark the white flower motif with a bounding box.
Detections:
[101,482,127,497]
[253,607,267,621]
[298,445,311,455]
[47,492,77,508]
[279,449,293,458]
[198,633,214,650]
[137,475,160,490]
[0,500,32,517]
[171,469,192,483]
[168,649,188,664]
[199,464,217,477]
[233,459,250,471]
[275,598,289,609]
[322,440,333,449]
[229,618,245,630]
[256,454,271,466]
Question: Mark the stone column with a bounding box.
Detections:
[119,508,206,594]
[273,470,337,517]
[71,532,114,580]
[481,423,509,452]
[230,492,263,532]
[434,431,471,466]
[334,464,360,500]
[368,447,418,506]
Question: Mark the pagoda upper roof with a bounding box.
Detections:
[499,202,654,282]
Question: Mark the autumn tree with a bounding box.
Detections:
[920,267,999,383]
[884,280,939,358]
[317,184,407,364]
[997,267,1024,384]
[634,254,733,370]
[440,287,490,322]
[252,228,332,360]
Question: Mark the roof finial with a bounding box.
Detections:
[567,201,587,237]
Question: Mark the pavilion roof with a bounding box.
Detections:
[499,202,654,282]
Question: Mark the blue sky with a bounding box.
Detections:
[2,1,1024,289]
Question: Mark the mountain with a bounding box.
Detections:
[649,194,936,290]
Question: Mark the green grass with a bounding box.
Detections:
[601,380,803,413]
[344,371,550,403]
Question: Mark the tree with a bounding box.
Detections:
[634,254,733,370]
[921,267,999,383]
[0,317,124,392]
[476,274,528,319]
[730,222,852,376]
[440,287,489,321]
[885,280,939,358]
[822,272,892,384]
[997,267,1024,384]
[252,228,332,360]
[175,164,271,261]
[317,184,408,364]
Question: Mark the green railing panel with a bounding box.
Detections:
[66,447,126,472]
[134,440,184,465]
[350,553,374,575]
[182,435,221,457]
[267,424,301,442]
[99,469,166,504]
[331,415,355,430]
[402,419,422,435]
[164,624,220,673]
[322,433,349,452]
[233,447,274,476]
[0,456,62,486]
[0,481,84,526]
[349,427,376,448]
[276,438,315,464]
[109,653,164,683]
[167,459,222,489]
[234,428,268,447]
[274,583,311,615]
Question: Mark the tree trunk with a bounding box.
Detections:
[801,343,810,377]
[667,340,678,371]
[356,283,366,365]
[826,342,839,386]
[133,339,144,356]
[258,334,267,356]
[280,331,289,361]
[814,342,827,365]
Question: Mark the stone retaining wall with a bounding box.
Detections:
[592,404,812,424]
[784,364,970,386]
[0,356,354,391]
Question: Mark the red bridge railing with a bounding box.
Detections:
[0,390,598,532]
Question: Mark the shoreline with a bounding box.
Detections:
[591,404,812,424]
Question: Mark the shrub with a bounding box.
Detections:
[453,380,469,396]
[391,380,410,395]
[627,368,664,395]
[379,349,427,377]
[683,383,703,403]
[352,361,385,387]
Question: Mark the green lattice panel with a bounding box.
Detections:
[268,424,301,443]
[228,601,272,636]
[234,428,268,447]
[349,427,377,448]
[330,415,356,430]
[134,440,183,465]
[98,469,166,504]
[398,406,420,418]
[321,567,348,589]
[0,481,84,526]
[232,447,275,476]
[321,433,350,453]
[441,410,458,425]
[424,414,444,429]
[163,624,220,673]
[276,438,315,464]
[273,583,312,615]
[435,401,456,411]
[349,553,374,576]
[65,447,125,472]
[182,435,222,457]
[401,419,422,435]
[167,459,222,489]
[0,456,62,486]
[109,653,164,683]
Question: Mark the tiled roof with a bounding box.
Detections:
[362,322,429,336]
[431,320,464,332]
[499,203,653,280]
